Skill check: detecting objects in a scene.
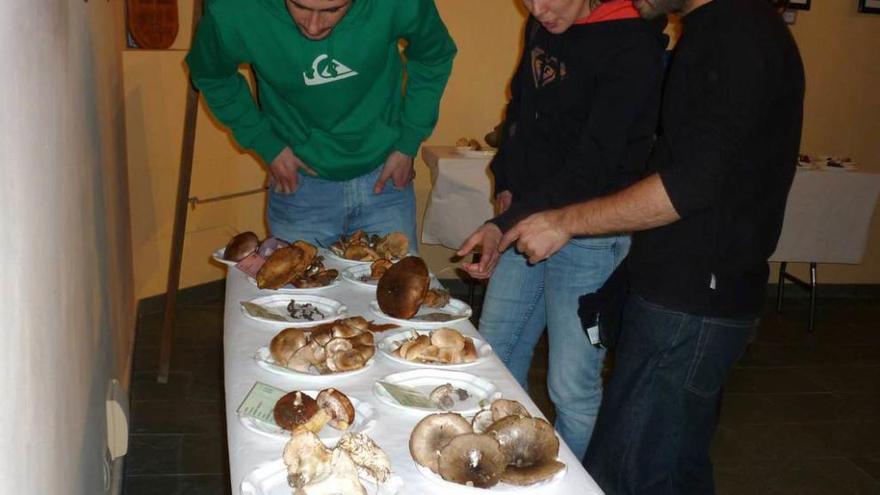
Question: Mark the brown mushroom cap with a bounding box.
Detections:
[274,391,321,431]
[430,328,465,351]
[269,328,309,366]
[485,416,563,485]
[377,256,430,319]
[409,413,473,473]
[375,232,409,259]
[316,388,356,430]
[437,433,507,488]
[223,232,259,261]
[471,409,495,434]
[461,337,478,363]
[256,245,313,289]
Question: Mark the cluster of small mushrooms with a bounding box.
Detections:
[330,230,409,262]
[223,232,339,289]
[409,399,565,488]
[270,317,396,374]
[274,388,356,434]
[392,328,478,365]
[377,257,451,319]
[283,429,392,495]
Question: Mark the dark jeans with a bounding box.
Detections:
[585,293,757,495]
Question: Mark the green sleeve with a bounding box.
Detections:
[185,9,286,165]
[393,0,457,156]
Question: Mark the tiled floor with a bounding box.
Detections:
[124,287,880,495]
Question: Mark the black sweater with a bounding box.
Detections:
[489,16,667,232]
[628,0,805,318]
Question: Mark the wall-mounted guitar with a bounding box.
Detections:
[126,0,179,49]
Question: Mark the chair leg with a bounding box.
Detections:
[808,262,817,333]
[776,261,787,312]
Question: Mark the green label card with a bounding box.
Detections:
[236,382,287,424]
[378,381,435,408]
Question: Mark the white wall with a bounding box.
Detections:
[0,1,135,494]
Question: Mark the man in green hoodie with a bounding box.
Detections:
[186,0,456,247]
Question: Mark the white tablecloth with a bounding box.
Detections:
[421,146,495,249]
[769,169,880,263]
[222,263,604,494]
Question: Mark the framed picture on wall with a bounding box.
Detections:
[788,0,810,10]
[859,0,880,14]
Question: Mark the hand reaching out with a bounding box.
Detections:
[498,210,571,264]
[456,223,504,279]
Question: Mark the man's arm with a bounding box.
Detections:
[185,9,286,166]
[498,173,680,263]
[392,0,457,156]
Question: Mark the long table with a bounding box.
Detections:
[222,263,604,494]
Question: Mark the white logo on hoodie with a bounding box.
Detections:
[303,54,358,86]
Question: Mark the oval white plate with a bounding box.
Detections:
[372,369,497,415]
[324,249,413,266]
[238,391,375,445]
[341,264,381,289]
[212,247,238,267]
[241,458,403,495]
[254,346,374,379]
[369,299,472,329]
[456,149,496,159]
[241,295,346,327]
[246,273,340,293]
[377,330,493,369]
[415,459,567,493]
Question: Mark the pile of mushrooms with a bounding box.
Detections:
[270,317,379,374]
[256,240,339,290]
[409,399,565,488]
[377,256,451,319]
[283,430,392,495]
[330,230,409,262]
[273,388,355,434]
[393,328,478,365]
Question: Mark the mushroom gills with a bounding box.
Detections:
[437,433,507,488]
[500,460,566,486]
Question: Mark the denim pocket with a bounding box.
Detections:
[684,316,758,398]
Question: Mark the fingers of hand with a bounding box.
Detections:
[457,232,482,256]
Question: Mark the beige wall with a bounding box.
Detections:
[0,0,135,493]
[125,0,880,299]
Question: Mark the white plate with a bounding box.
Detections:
[369,299,472,329]
[212,247,238,267]
[372,369,498,415]
[324,249,413,267]
[415,460,567,493]
[456,149,496,158]
[238,391,375,445]
[254,346,374,379]
[241,295,346,327]
[245,274,340,293]
[240,458,403,495]
[377,330,493,369]
[341,264,381,288]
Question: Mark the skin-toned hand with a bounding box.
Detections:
[269,146,317,194]
[456,223,504,279]
[498,209,571,264]
[374,150,415,194]
[495,190,513,215]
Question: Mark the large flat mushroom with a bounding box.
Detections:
[409,413,473,473]
[377,256,430,319]
[485,416,565,486]
[223,231,259,261]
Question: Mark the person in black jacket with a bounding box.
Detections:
[457,0,666,460]
[497,0,805,492]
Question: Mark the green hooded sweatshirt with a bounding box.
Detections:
[186,0,456,180]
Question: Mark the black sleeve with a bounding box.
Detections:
[659,32,768,218]
[490,36,664,232]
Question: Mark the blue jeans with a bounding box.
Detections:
[267,166,418,250]
[478,235,630,460]
[585,293,758,495]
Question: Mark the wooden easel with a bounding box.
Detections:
[157,0,204,384]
